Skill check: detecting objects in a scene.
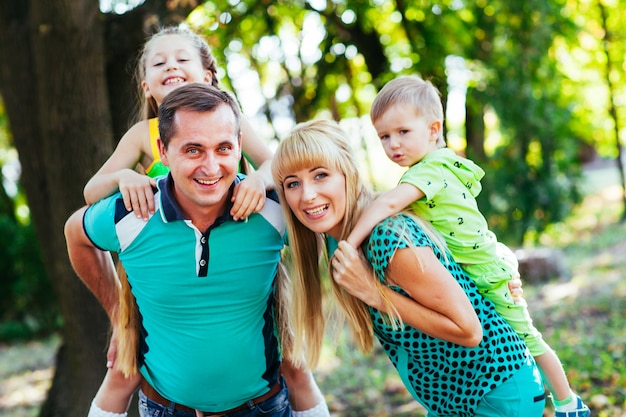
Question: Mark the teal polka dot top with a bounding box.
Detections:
[365,214,529,416]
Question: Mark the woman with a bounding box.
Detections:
[272,119,546,417]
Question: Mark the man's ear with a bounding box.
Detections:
[157,138,169,166]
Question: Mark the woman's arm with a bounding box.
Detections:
[83,121,156,219]
[332,241,482,347]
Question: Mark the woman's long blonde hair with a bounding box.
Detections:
[272,119,401,369]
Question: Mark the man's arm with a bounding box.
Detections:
[64,207,119,321]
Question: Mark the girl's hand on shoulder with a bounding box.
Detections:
[118,169,157,220]
[332,241,383,308]
[231,171,266,220]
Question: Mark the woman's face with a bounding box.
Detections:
[282,163,346,239]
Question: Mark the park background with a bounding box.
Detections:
[0,0,625,416]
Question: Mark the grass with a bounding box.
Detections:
[1,180,625,417]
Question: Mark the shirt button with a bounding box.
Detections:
[201,237,207,244]
[200,260,206,267]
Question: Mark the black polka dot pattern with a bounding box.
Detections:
[366,214,528,416]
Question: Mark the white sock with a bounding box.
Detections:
[553,391,579,412]
[87,401,128,417]
[293,400,330,417]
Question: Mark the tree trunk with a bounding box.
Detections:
[0,1,112,415]
[598,0,626,222]
[0,1,198,415]
[465,88,487,163]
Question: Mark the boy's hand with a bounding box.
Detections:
[118,169,157,220]
[231,171,266,220]
[508,275,526,305]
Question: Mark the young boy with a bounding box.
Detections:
[346,75,589,417]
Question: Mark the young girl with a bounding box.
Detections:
[82,26,328,417]
[346,75,589,417]
[83,26,271,221]
[271,119,546,416]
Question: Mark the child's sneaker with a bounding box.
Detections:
[554,396,590,417]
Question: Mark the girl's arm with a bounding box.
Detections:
[346,183,424,248]
[231,116,275,220]
[84,121,156,220]
[331,241,482,347]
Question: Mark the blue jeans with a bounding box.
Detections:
[138,379,292,417]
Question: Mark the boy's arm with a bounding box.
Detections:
[347,183,424,248]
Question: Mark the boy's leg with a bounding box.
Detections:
[480,282,589,417]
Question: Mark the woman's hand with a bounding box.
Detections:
[118,169,157,220]
[231,170,266,220]
[331,241,383,308]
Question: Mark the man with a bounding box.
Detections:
[65,84,293,416]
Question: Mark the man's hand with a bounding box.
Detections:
[106,326,119,368]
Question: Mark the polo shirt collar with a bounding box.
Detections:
[156,173,244,224]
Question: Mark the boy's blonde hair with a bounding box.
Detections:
[371,75,446,147]
[134,25,220,122]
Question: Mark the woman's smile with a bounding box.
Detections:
[304,204,329,218]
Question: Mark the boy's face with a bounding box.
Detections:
[373,104,441,167]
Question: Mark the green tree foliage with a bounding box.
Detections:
[0,102,56,340]
[464,1,585,243]
[0,218,56,339]
[184,0,626,243]
[1,0,623,342]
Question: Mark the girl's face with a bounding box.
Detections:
[282,163,347,240]
[141,34,213,106]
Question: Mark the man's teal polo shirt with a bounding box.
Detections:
[83,174,285,411]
